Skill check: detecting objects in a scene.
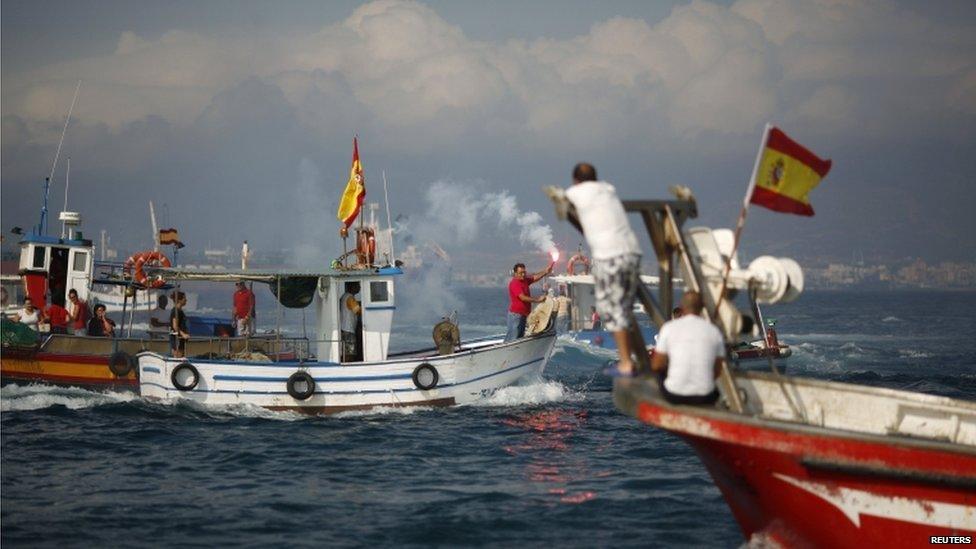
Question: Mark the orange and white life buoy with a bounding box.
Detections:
[125,250,171,288]
[566,253,591,275]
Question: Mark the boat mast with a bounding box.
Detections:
[149,201,159,252]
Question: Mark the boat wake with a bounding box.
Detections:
[472,378,582,408]
[0,383,137,412]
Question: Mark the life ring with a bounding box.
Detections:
[108,351,134,377]
[286,371,315,400]
[412,363,439,390]
[171,362,199,391]
[126,251,171,288]
[567,253,590,275]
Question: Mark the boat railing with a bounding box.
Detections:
[34,333,318,363]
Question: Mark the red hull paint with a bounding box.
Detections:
[637,402,976,548]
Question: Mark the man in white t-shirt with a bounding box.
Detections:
[652,292,725,405]
[148,294,170,339]
[561,162,642,375]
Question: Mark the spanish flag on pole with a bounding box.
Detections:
[748,126,831,216]
[159,228,185,249]
[337,137,366,228]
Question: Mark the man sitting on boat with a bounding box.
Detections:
[651,292,724,405]
[12,297,41,332]
[505,261,553,341]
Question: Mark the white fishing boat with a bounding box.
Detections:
[137,265,557,413]
[138,138,557,413]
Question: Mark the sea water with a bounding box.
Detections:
[2,289,975,548]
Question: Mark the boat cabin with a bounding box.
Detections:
[17,232,94,309]
[314,268,399,363]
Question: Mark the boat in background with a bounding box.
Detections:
[550,190,975,546]
[138,248,557,414]
[1,194,235,389]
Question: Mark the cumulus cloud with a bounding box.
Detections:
[5,0,973,144]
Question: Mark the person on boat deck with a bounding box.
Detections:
[589,306,602,331]
[651,292,725,405]
[87,304,116,337]
[554,285,572,334]
[505,261,554,342]
[233,281,256,337]
[558,162,641,374]
[339,282,362,362]
[13,297,41,331]
[42,300,70,334]
[67,289,90,336]
[170,291,190,358]
[148,294,170,339]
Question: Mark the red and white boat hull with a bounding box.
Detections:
[615,373,976,547]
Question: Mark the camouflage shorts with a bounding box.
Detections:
[592,253,641,331]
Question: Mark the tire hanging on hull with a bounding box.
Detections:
[412,363,439,390]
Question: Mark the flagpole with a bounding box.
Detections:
[715,123,772,314]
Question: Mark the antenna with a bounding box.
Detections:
[383,170,395,262]
[61,157,71,238]
[48,80,81,193]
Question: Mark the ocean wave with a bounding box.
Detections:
[0,384,137,412]
[882,316,903,322]
[472,379,581,408]
[897,349,932,359]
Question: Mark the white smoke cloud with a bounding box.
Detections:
[413,180,554,254]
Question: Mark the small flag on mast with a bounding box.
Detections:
[337,137,366,228]
[748,127,831,216]
[159,228,185,248]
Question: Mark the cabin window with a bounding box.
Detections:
[369,281,389,303]
[72,251,88,272]
[32,247,46,269]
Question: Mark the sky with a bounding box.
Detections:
[3,0,975,272]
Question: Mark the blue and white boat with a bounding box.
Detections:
[137,264,557,414]
[549,272,658,350]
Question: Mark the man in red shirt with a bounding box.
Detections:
[233,281,256,336]
[43,302,70,334]
[505,261,553,341]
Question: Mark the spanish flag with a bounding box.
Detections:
[749,127,831,216]
[337,137,366,228]
[159,228,185,248]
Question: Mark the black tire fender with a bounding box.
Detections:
[412,363,439,390]
[108,351,134,377]
[171,362,200,391]
[287,371,315,400]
